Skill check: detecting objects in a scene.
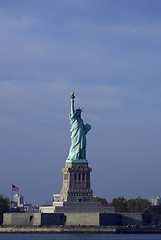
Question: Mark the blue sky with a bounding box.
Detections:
[0,0,161,205]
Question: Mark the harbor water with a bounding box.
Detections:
[0,234,161,240]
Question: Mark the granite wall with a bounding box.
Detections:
[3,213,65,226]
[3,212,149,226]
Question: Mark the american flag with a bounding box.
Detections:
[12,184,19,192]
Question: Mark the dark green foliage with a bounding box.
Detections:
[0,194,10,224]
[94,196,150,213]
[112,197,128,213]
[94,197,109,206]
[127,198,150,213]
[112,196,150,213]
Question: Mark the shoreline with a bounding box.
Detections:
[1,226,161,234]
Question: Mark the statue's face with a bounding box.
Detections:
[76,110,81,118]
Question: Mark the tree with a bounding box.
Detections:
[112,196,128,212]
[94,197,109,206]
[0,194,10,225]
[111,197,150,213]
[127,198,150,213]
[94,196,150,214]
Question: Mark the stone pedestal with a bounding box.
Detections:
[54,202,115,213]
[59,162,93,202]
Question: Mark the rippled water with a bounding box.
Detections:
[0,234,161,240]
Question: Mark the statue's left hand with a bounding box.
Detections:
[84,124,91,134]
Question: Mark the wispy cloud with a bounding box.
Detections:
[0,3,160,85]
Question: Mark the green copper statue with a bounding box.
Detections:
[66,93,91,163]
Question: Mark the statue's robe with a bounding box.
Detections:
[67,112,91,161]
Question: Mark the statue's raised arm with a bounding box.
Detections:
[71,92,75,115]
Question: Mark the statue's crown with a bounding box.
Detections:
[76,107,82,112]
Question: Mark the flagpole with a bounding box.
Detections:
[11,185,13,208]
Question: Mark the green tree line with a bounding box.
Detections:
[94,196,150,213]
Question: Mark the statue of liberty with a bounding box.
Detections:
[66,93,91,163]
